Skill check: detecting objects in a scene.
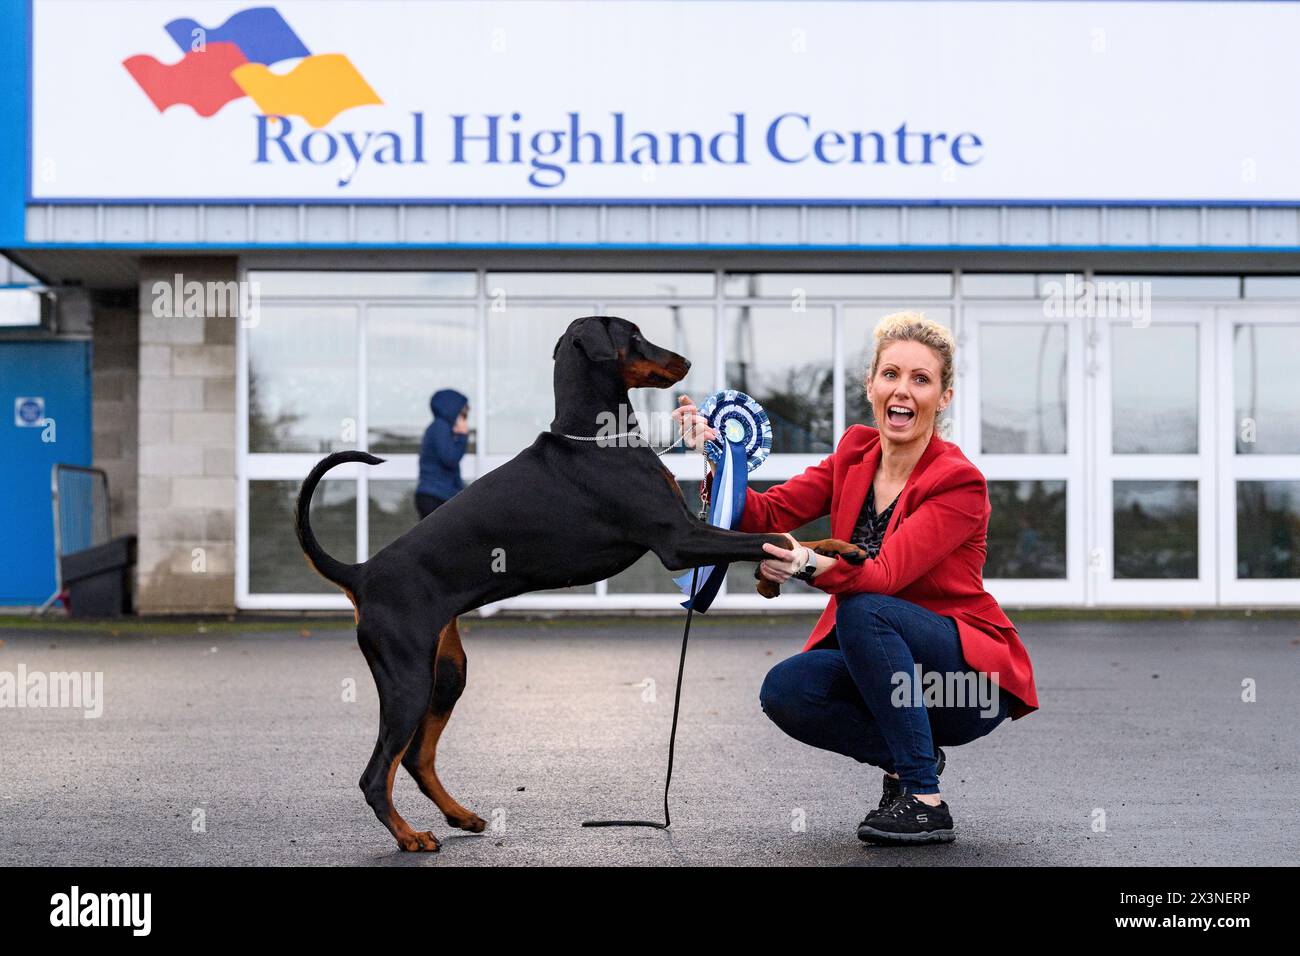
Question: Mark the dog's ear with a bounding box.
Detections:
[574,317,617,362]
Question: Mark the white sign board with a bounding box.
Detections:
[28,0,1300,204]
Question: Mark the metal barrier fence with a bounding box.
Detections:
[39,464,112,613]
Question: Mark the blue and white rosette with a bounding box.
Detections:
[697,389,772,473]
[673,390,771,611]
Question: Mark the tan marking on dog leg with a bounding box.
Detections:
[407,619,486,833]
[383,744,440,852]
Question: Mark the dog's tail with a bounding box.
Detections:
[296,451,385,592]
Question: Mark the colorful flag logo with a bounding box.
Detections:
[123,6,381,128]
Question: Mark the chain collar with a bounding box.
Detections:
[558,429,689,458]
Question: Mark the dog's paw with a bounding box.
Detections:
[812,539,869,564]
[447,812,488,833]
[397,830,441,852]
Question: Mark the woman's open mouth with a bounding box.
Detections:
[885,404,916,427]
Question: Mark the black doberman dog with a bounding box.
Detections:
[296,314,864,851]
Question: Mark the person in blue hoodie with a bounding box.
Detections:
[416,388,470,519]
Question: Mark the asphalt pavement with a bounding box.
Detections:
[1,612,1295,866]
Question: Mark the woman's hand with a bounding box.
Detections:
[672,395,717,457]
[760,535,837,583]
[759,532,809,583]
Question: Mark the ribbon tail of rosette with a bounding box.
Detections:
[673,438,749,611]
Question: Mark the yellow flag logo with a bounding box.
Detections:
[233,54,383,129]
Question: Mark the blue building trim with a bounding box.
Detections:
[16,241,1300,254]
[25,197,1300,209]
[0,0,29,246]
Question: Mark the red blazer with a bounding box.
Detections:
[705,425,1039,719]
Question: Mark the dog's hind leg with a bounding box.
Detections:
[401,618,487,833]
[357,620,441,852]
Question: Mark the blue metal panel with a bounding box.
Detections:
[0,340,93,605]
[0,0,29,246]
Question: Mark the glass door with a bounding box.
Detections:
[962,304,1086,605]
[1217,308,1300,604]
[1092,308,1217,604]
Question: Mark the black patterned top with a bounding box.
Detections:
[849,484,898,559]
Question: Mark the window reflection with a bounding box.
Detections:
[1111,324,1198,454]
[1236,481,1300,579]
[486,305,595,454]
[368,479,418,557]
[248,306,358,453]
[250,271,475,298]
[724,273,952,298]
[1113,480,1198,579]
[486,272,713,298]
[368,307,476,454]
[250,479,354,593]
[981,323,1068,454]
[985,480,1067,578]
[724,306,833,454]
[1234,324,1300,454]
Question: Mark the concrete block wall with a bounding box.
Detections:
[135,257,238,613]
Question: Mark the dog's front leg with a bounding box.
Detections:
[651,517,790,572]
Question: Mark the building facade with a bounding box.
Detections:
[2,1,1298,612]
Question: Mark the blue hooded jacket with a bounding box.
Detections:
[417,388,469,501]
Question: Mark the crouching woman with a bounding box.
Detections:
[676,312,1039,845]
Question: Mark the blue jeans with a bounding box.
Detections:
[759,593,1009,794]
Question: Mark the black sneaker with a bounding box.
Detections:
[857,792,956,845]
[874,747,945,814]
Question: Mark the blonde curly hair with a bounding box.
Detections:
[867,311,957,392]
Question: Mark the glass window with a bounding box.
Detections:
[1243,276,1300,299]
[724,273,952,299]
[1113,480,1198,579]
[724,306,833,454]
[1035,274,1084,298]
[249,271,476,298]
[485,272,713,298]
[486,305,595,454]
[844,306,953,432]
[368,479,419,557]
[606,480,704,593]
[722,480,832,596]
[367,306,477,454]
[1236,481,1300,579]
[250,479,354,593]
[1111,324,1198,454]
[980,323,1068,454]
[961,274,1037,298]
[248,305,358,453]
[985,480,1067,578]
[1092,275,1239,299]
[1234,324,1300,454]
